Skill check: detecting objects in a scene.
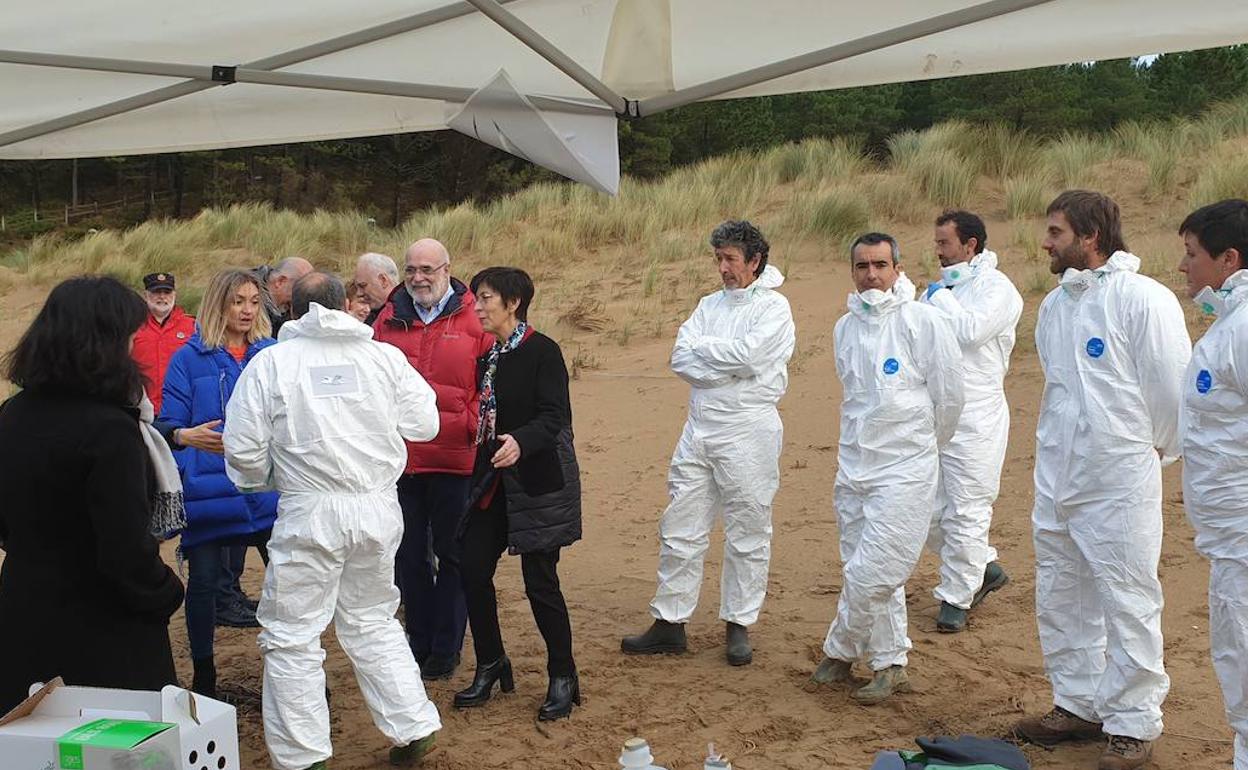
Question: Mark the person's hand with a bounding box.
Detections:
[177,420,224,454]
[491,434,521,468]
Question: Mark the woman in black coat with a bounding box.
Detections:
[0,276,185,714]
[453,267,582,721]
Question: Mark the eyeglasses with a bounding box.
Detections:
[405,262,449,277]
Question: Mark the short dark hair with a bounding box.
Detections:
[292,272,347,318]
[3,275,147,405]
[850,232,900,264]
[1047,190,1127,257]
[471,267,535,322]
[935,209,988,254]
[710,220,770,277]
[1179,199,1248,270]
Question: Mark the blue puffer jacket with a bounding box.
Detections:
[159,333,278,549]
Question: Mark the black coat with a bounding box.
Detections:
[0,391,185,714]
[469,330,582,554]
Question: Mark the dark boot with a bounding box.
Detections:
[215,599,260,628]
[388,732,436,766]
[936,601,968,633]
[452,656,514,709]
[1013,706,1104,746]
[537,674,580,721]
[725,622,752,666]
[620,619,687,655]
[971,561,1009,608]
[420,653,460,681]
[191,657,216,699]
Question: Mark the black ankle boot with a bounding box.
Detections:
[191,657,216,698]
[453,656,514,709]
[537,674,580,721]
[620,619,687,655]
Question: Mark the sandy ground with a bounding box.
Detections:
[0,219,1236,769]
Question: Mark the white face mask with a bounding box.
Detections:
[940,261,972,286]
[849,288,899,316]
[1059,267,1102,297]
[1193,284,1232,317]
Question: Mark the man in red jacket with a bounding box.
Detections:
[133,272,197,413]
[373,238,491,680]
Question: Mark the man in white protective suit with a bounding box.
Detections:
[1013,191,1190,770]
[921,210,1022,633]
[806,232,964,705]
[621,219,795,667]
[223,273,442,770]
[1176,199,1248,770]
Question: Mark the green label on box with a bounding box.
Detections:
[57,719,176,768]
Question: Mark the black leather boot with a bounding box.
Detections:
[452,656,514,709]
[191,657,216,698]
[537,674,580,721]
[620,619,687,655]
[725,622,752,666]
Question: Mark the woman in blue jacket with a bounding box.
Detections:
[161,268,278,698]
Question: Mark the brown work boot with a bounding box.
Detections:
[1013,706,1103,746]
[851,665,911,705]
[1098,735,1153,770]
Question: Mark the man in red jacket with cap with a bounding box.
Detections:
[133,271,197,413]
[373,238,492,680]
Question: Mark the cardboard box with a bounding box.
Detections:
[0,679,240,770]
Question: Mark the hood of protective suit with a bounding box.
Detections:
[848,271,915,320]
[278,303,375,342]
[1059,251,1141,297]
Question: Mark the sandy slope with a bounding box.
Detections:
[0,219,1236,769]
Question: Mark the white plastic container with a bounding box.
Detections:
[619,737,667,770]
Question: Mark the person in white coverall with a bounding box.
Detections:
[621,220,795,667]
[223,273,442,770]
[807,232,964,705]
[1013,191,1190,770]
[1176,199,1248,770]
[921,210,1022,633]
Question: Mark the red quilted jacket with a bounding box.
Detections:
[132,306,196,413]
[372,279,492,475]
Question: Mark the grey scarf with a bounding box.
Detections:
[138,394,186,541]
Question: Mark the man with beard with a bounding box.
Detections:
[1014,190,1190,770]
[133,272,197,414]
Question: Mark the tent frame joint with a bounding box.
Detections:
[211,65,237,84]
[620,99,640,120]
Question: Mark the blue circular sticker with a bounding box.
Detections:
[1086,337,1105,358]
[882,357,900,375]
[1196,369,1213,394]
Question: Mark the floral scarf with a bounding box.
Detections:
[475,321,529,446]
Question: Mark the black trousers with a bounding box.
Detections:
[460,492,576,678]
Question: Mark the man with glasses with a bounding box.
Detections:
[373,238,491,681]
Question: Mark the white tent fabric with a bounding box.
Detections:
[3,0,1248,191]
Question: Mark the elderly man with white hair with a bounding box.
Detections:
[352,252,400,326]
[373,238,491,680]
[256,256,314,335]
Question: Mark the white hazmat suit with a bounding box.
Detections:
[921,250,1023,609]
[649,264,795,627]
[823,276,964,669]
[1181,268,1248,769]
[224,303,442,770]
[1032,251,1190,741]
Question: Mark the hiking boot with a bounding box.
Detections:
[1013,706,1103,746]
[936,602,968,633]
[420,653,460,681]
[971,562,1009,608]
[1099,735,1153,770]
[851,665,911,705]
[621,619,687,655]
[215,600,260,628]
[804,657,854,692]
[725,622,752,666]
[389,732,436,766]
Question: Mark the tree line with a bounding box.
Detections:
[1,45,1245,240]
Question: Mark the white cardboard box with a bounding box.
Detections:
[0,679,240,770]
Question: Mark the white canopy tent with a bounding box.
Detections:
[3,0,1248,194]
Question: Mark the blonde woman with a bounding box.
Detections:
[160,269,278,698]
